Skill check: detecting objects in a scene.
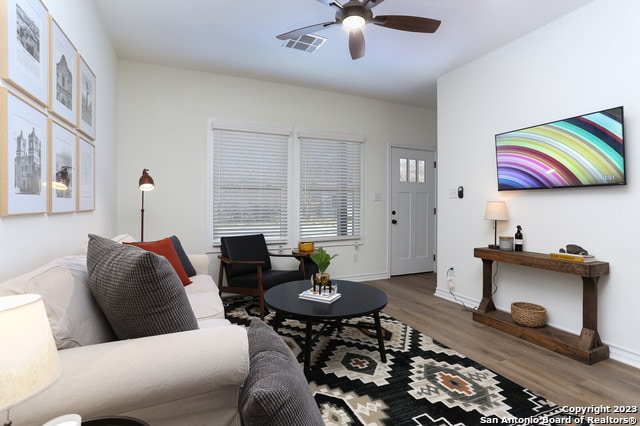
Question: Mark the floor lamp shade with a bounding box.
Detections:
[0,294,60,411]
[138,168,155,191]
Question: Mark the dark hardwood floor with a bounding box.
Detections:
[365,273,640,419]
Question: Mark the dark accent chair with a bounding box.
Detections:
[218,234,305,319]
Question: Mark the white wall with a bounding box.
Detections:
[0,0,118,282]
[437,0,640,367]
[115,61,437,280]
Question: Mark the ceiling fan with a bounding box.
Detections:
[276,0,441,60]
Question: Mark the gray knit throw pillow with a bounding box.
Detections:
[239,317,324,426]
[86,234,198,339]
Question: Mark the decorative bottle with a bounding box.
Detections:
[515,225,523,252]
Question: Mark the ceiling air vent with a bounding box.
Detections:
[283,34,327,53]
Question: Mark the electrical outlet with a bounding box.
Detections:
[353,253,358,262]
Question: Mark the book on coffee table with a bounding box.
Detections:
[299,289,341,304]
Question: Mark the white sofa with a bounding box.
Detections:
[0,234,249,425]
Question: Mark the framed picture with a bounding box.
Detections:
[77,136,94,211]
[49,119,76,213]
[49,17,76,126]
[77,54,95,139]
[0,0,49,105]
[0,88,48,216]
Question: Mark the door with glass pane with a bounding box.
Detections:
[390,147,436,275]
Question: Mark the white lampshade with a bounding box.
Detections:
[0,294,60,412]
[484,201,509,221]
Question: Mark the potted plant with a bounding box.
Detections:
[309,247,338,288]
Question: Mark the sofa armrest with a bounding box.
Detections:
[9,325,249,425]
[187,254,210,275]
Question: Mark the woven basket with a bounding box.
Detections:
[511,302,546,328]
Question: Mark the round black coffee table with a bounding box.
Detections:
[264,279,388,375]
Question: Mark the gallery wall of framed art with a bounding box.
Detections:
[1,0,96,216]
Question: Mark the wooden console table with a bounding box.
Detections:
[473,247,609,364]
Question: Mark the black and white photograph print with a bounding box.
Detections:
[49,17,77,126]
[1,88,48,216]
[77,55,96,139]
[49,120,76,213]
[1,0,49,105]
[78,137,95,211]
[16,3,39,61]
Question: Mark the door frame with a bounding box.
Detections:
[387,144,437,277]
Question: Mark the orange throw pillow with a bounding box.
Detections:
[125,238,192,285]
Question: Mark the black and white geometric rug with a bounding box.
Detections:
[224,296,590,426]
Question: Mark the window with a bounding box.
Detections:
[207,122,363,250]
[207,121,290,246]
[399,158,426,183]
[299,131,363,241]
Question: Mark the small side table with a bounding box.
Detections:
[291,249,319,279]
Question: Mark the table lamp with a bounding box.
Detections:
[484,201,509,249]
[0,294,61,426]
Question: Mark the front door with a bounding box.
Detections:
[390,147,436,275]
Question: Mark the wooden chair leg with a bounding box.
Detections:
[218,262,225,296]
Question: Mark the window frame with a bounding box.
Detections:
[206,119,293,250]
[296,129,364,243]
[206,120,364,252]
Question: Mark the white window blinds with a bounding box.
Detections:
[210,124,290,245]
[299,133,363,241]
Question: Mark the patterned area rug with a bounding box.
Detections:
[224,296,589,426]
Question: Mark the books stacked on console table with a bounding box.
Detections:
[549,252,596,263]
[299,288,341,304]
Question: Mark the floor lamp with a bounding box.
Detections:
[484,201,508,249]
[139,169,155,242]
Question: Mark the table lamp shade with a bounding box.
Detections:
[0,294,60,411]
[484,201,509,221]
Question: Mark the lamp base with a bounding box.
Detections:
[488,244,500,249]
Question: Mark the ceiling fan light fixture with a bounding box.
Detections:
[342,15,365,31]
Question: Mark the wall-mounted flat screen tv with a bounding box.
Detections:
[495,106,625,191]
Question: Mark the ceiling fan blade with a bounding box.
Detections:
[276,21,338,40]
[316,0,343,10]
[362,0,385,10]
[349,29,365,60]
[373,15,441,33]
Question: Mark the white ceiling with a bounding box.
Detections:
[92,0,594,109]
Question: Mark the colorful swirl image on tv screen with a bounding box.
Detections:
[495,106,625,190]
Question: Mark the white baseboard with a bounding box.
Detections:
[434,287,479,309]
[433,289,640,370]
[608,345,640,369]
[335,272,389,282]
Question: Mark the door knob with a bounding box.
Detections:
[391,219,397,224]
